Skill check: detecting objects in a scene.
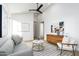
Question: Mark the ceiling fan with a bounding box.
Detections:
[29,3,43,14]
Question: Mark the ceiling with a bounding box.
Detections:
[3,3,51,14]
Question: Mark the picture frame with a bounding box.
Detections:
[59,21,64,27]
[21,23,30,32]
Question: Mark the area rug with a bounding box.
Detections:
[33,42,72,56]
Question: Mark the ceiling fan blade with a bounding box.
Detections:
[38,10,42,14]
[37,4,43,11]
[29,4,43,14]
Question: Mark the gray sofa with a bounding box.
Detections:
[0,35,33,56]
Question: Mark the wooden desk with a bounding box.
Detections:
[47,34,64,44]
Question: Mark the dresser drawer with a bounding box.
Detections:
[47,34,63,44]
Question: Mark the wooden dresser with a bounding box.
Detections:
[47,34,64,44]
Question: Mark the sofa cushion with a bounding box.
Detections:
[14,42,28,52]
[0,39,14,55]
[9,42,33,56]
[12,35,23,45]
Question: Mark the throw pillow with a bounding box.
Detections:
[12,35,23,45]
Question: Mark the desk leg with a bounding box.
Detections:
[72,45,75,56]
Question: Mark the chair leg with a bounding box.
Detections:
[56,45,59,50]
[60,44,63,55]
[60,49,63,55]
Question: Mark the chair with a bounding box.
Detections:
[57,36,77,56]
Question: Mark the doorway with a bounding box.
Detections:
[34,21,44,39]
[39,22,44,39]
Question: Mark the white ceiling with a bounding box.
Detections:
[3,3,51,14]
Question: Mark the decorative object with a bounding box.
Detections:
[54,26,64,35]
[59,21,64,35]
[59,21,64,28]
[21,23,30,32]
[59,27,64,35]
[54,28,60,35]
[51,25,53,33]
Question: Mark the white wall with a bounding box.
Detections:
[2,4,34,41]
[42,3,79,50]
[42,4,60,40]
[10,13,34,41]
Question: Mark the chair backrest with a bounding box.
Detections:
[62,36,70,43]
[62,36,76,44]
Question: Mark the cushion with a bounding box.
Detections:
[0,39,14,55]
[12,35,23,45]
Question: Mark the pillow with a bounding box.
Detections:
[0,39,14,55]
[12,35,23,45]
